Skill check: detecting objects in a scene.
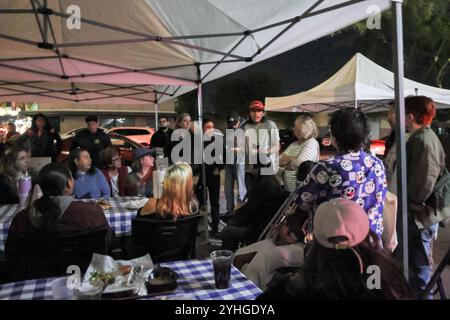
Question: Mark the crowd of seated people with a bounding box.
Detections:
[0,96,446,300]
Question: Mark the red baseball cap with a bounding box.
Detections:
[249,100,265,111]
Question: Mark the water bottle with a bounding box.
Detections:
[17,171,32,209]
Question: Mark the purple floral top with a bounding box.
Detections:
[296,150,387,237]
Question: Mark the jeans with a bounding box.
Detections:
[225,164,247,214]
[236,163,247,202]
[195,166,221,233]
[408,216,438,299]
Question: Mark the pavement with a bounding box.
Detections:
[432,224,450,298]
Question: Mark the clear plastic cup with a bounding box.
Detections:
[210,250,233,289]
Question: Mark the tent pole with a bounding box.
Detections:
[198,82,209,241]
[154,102,159,130]
[197,83,207,201]
[392,0,409,280]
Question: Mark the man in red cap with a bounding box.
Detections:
[242,99,280,195]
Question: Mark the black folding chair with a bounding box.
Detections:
[131,214,201,263]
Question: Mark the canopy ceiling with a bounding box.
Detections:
[0,0,391,105]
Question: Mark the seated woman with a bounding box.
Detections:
[99,147,130,197]
[67,148,110,199]
[5,163,110,280]
[220,174,285,252]
[125,148,155,197]
[258,199,412,300]
[0,145,33,205]
[138,162,198,219]
[278,115,320,192]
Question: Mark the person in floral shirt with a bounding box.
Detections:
[296,108,387,238]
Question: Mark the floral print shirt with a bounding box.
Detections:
[296,150,387,237]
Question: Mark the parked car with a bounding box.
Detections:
[279,129,386,161]
[106,127,155,147]
[60,127,107,140]
[58,133,143,166]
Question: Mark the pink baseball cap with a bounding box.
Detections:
[313,198,370,249]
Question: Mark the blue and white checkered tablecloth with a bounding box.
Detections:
[0,197,142,252]
[0,259,262,300]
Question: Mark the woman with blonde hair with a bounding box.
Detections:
[138,163,198,220]
[279,115,320,192]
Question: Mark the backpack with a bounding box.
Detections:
[413,168,450,229]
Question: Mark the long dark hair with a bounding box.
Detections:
[67,148,95,178]
[0,145,29,184]
[31,113,52,133]
[32,163,72,231]
[297,230,412,300]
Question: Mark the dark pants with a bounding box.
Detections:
[244,171,259,200]
[220,214,251,252]
[195,166,221,233]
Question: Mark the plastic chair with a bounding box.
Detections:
[131,214,201,263]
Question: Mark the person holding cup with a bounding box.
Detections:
[0,145,33,205]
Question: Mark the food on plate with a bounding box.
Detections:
[118,265,132,275]
[96,199,112,210]
[89,271,115,287]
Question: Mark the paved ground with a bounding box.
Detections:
[432,224,450,298]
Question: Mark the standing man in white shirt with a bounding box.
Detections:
[242,100,280,197]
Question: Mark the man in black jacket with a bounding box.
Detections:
[150,116,173,151]
[69,115,111,168]
[195,119,223,236]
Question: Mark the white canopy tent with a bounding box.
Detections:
[0,1,414,279]
[265,53,450,113]
[0,0,391,104]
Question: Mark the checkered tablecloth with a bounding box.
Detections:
[0,197,142,252]
[0,259,262,300]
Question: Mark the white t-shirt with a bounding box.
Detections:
[111,174,119,197]
[243,119,280,174]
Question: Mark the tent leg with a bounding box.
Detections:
[197,84,209,240]
[392,0,409,280]
[154,103,159,130]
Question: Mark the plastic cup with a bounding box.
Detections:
[51,277,76,300]
[210,250,233,289]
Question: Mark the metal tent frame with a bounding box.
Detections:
[0,0,409,278]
